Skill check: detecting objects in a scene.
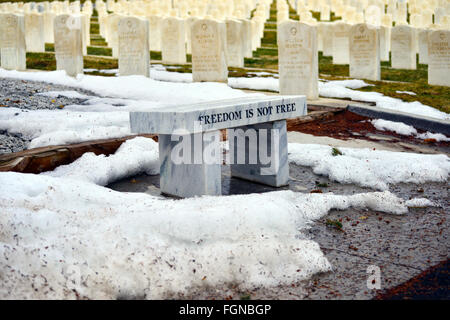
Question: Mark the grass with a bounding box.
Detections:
[326,219,343,231]
[90,23,99,35]
[26,51,118,72]
[90,38,108,46]
[87,46,112,56]
[331,147,343,156]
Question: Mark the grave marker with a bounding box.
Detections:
[191,19,228,83]
[54,14,83,77]
[161,17,186,64]
[391,25,416,69]
[349,23,380,81]
[278,21,318,99]
[428,30,450,86]
[118,16,150,77]
[0,13,26,71]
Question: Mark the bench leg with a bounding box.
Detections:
[158,131,222,198]
[227,120,289,187]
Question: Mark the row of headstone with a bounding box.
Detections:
[0,1,92,54]
[276,19,449,94]
[0,12,83,76]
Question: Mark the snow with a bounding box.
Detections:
[0,176,426,297]
[318,81,449,120]
[0,136,440,299]
[405,198,436,208]
[1,68,448,120]
[43,137,160,185]
[416,131,450,142]
[371,119,418,136]
[0,107,132,148]
[0,69,256,105]
[396,90,417,96]
[371,119,450,142]
[0,69,261,148]
[288,143,450,190]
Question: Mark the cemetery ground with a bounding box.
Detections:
[0,71,449,299]
[0,4,449,301]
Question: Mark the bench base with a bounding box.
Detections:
[159,132,222,198]
[228,120,289,187]
[158,120,289,198]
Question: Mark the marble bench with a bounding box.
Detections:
[130,95,307,197]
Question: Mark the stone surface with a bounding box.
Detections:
[428,29,450,87]
[0,13,26,71]
[24,12,45,52]
[321,22,333,56]
[229,120,289,187]
[418,28,429,64]
[240,18,253,58]
[226,19,244,68]
[130,96,307,135]
[43,11,56,43]
[379,25,391,62]
[391,25,416,70]
[118,16,150,77]
[332,22,351,64]
[278,21,318,99]
[54,14,84,77]
[349,23,380,81]
[158,131,222,197]
[147,15,162,52]
[161,17,186,64]
[184,16,198,55]
[191,19,228,83]
[106,13,122,58]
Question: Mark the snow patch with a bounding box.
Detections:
[288,143,450,190]
[43,137,159,185]
[371,119,450,142]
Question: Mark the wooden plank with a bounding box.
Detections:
[0,134,156,173]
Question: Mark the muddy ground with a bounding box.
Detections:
[107,159,449,300]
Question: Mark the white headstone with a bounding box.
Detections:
[379,25,391,62]
[106,14,122,58]
[240,18,253,58]
[54,14,83,77]
[0,13,26,71]
[322,22,333,56]
[349,23,380,81]
[191,19,228,83]
[24,12,45,52]
[332,22,351,64]
[226,19,245,68]
[43,11,56,43]
[418,28,430,64]
[118,16,150,77]
[161,17,186,64]
[278,21,318,99]
[428,29,450,86]
[391,25,416,69]
[147,15,162,52]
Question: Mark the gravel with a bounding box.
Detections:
[0,77,98,154]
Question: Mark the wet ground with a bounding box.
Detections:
[107,162,449,300]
